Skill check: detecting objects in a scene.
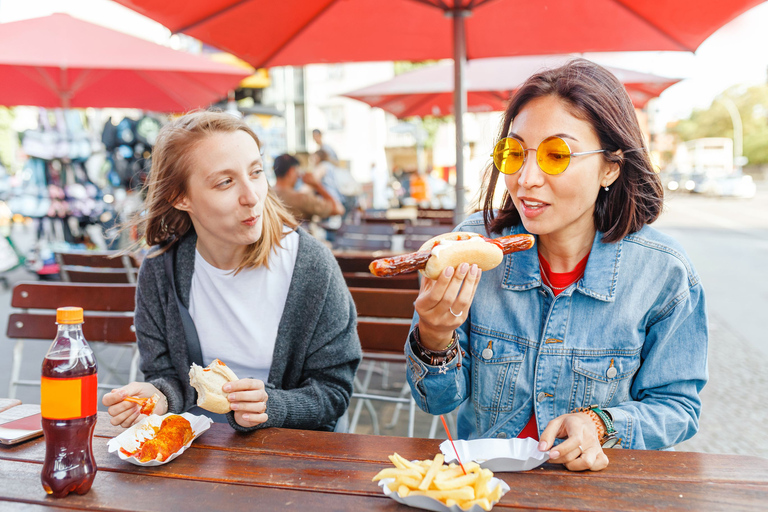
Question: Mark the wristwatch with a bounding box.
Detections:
[577,405,620,448]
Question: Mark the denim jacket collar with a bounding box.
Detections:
[500,225,622,302]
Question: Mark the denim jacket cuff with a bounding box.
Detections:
[406,328,462,377]
[605,406,632,449]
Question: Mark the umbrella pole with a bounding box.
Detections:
[452,7,468,225]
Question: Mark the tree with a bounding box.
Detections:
[670,84,768,165]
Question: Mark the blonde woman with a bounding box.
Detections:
[103,111,361,432]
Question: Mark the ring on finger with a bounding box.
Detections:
[449,307,463,317]
[578,445,584,454]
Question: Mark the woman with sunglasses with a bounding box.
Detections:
[103,111,361,432]
[406,59,707,471]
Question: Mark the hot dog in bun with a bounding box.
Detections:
[188,359,239,414]
[369,232,535,279]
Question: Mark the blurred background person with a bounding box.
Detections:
[272,153,344,225]
[312,129,338,163]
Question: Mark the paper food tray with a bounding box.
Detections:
[379,477,509,512]
[440,438,549,472]
[106,412,212,466]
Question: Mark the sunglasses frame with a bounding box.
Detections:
[492,136,606,175]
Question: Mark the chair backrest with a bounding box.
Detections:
[8,281,136,344]
[55,250,140,284]
[349,287,417,355]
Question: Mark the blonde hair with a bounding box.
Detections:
[134,110,298,271]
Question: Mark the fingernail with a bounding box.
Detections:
[470,264,478,276]
[444,266,454,277]
[223,384,231,392]
[550,451,560,458]
[230,403,238,410]
[228,394,236,401]
[538,441,548,451]
[459,263,469,273]
[242,414,249,420]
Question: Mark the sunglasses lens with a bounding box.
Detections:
[494,138,524,174]
[537,137,571,175]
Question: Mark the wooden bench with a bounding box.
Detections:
[55,249,141,283]
[7,281,138,399]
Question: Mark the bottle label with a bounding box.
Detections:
[40,374,98,419]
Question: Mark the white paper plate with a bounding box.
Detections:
[379,477,509,512]
[106,412,213,466]
[440,438,549,472]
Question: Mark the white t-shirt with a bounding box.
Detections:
[189,230,299,382]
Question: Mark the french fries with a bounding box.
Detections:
[372,453,504,511]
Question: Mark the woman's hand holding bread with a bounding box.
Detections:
[189,359,268,428]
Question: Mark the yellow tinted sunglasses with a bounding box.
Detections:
[492,136,606,175]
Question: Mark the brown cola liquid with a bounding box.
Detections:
[41,349,98,498]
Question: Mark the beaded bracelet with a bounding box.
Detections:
[410,325,460,366]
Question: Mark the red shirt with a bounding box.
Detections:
[516,252,590,440]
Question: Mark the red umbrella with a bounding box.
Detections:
[113,0,764,219]
[343,56,681,118]
[0,13,250,111]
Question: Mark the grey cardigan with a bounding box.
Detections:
[134,228,362,432]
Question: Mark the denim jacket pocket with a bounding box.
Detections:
[470,332,528,413]
[570,353,641,409]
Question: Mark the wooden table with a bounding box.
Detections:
[1,412,766,511]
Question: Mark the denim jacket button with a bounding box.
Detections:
[606,367,618,379]
[536,392,547,402]
[496,432,507,439]
[482,348,494,360]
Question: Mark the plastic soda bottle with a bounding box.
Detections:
[40,307,98,498]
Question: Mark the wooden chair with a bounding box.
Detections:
[348,287,419,436]
[55,249,141,284]
[7,281,138,399]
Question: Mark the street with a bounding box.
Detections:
[0,185,766,458]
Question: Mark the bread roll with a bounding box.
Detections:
[419,232,504,280]
[188,359,239,414]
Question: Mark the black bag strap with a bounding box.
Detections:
[163,245,204,367]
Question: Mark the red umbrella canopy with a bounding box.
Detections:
[113,0,764,68]
[0,13,250,111]
[343,56,681,118]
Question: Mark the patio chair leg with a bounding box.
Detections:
[407,397,416,438]
[8,339,24,400]
[129,344,139,382]
[385,381,412,428]
[364,399,380,436]
[349,363,375,433]
[429,414,439,439]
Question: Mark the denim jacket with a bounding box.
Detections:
[406,213,708,450]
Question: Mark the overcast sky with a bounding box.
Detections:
[2,0,767,129]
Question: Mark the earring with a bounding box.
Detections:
[604,185,610,191]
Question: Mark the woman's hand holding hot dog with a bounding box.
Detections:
[223,379,269,428]
[414,262,482,350]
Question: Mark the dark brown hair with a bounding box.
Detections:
[482,59,663,243]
